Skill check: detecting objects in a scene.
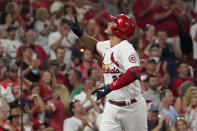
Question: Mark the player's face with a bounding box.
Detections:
[104,21,114,36]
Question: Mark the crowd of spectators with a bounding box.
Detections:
[0,0,196,131]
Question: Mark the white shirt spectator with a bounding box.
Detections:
[63,116,91,131]
[0,84,15,103]
[48,31,77,63]
[190,23,197,60]
[34,20,51,55]
[185,109,197,131]
[0,39,21,58]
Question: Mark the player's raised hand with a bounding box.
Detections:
[92,84,112,101]
[65,16,84,37]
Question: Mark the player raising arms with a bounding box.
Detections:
[66,14,147,131]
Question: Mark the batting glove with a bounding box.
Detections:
[66,16,84,37]
[92,84,112,101]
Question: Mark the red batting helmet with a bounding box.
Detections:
[111,14,135,40]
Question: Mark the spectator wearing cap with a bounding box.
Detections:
[0,63,25,104]
[32,85,71,131]
[68,68,82,99]
[0,26,21,59]
[140,75,150,94]
[149,47,161,60]
[20,46,40,82]
[63,100,92,131]
[147,102,170,131]
[34,8,54,54]
[48,19,78,64]
[172,61,194,97]
[145,57,170,89]
[16,30,48,69]
[143,74,161,105]
[9,107,21,131]
[49,60,69,89]
[160,89,178,125]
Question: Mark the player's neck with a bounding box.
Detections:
[109,37,123,47]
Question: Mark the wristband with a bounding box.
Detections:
[29,65,33,70]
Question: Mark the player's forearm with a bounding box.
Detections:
[80,34,98,52]
[109,67,140,90]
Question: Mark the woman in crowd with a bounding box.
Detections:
[33,84,71,131]
[27,83,45,126]
[39,70,57,101]
[174,81,194,116]
[185,89,197,131]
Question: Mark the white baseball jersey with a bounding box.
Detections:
[96,40,141,101]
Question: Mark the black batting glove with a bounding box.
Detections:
[66,16,84,37]
[92,84,112,101]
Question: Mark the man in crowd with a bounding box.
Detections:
[172,61,194,97]
[160,89,178,125]
[63,100,91,131]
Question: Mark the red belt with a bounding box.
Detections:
[109,99,137,107]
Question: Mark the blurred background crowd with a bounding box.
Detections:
[0,0,197,131]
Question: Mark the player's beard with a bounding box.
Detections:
[104,31,114,37]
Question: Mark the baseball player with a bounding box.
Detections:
[66,14,147,131]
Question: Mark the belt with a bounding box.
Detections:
[109,99,137,107]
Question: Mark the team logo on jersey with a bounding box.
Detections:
[128,55,136,63]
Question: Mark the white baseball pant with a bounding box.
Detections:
[100,95,147,131]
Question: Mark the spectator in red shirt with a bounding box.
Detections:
[76,49,94,79]
[153,0,180,37]
[132,0,158,29]
[39,70,57,101]
[16,30,48,69]
[33,84,71,131]
[27,83,45,125]
[172,61,194,97]
[49,60,69,89]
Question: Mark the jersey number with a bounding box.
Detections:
[112,74,122,81]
